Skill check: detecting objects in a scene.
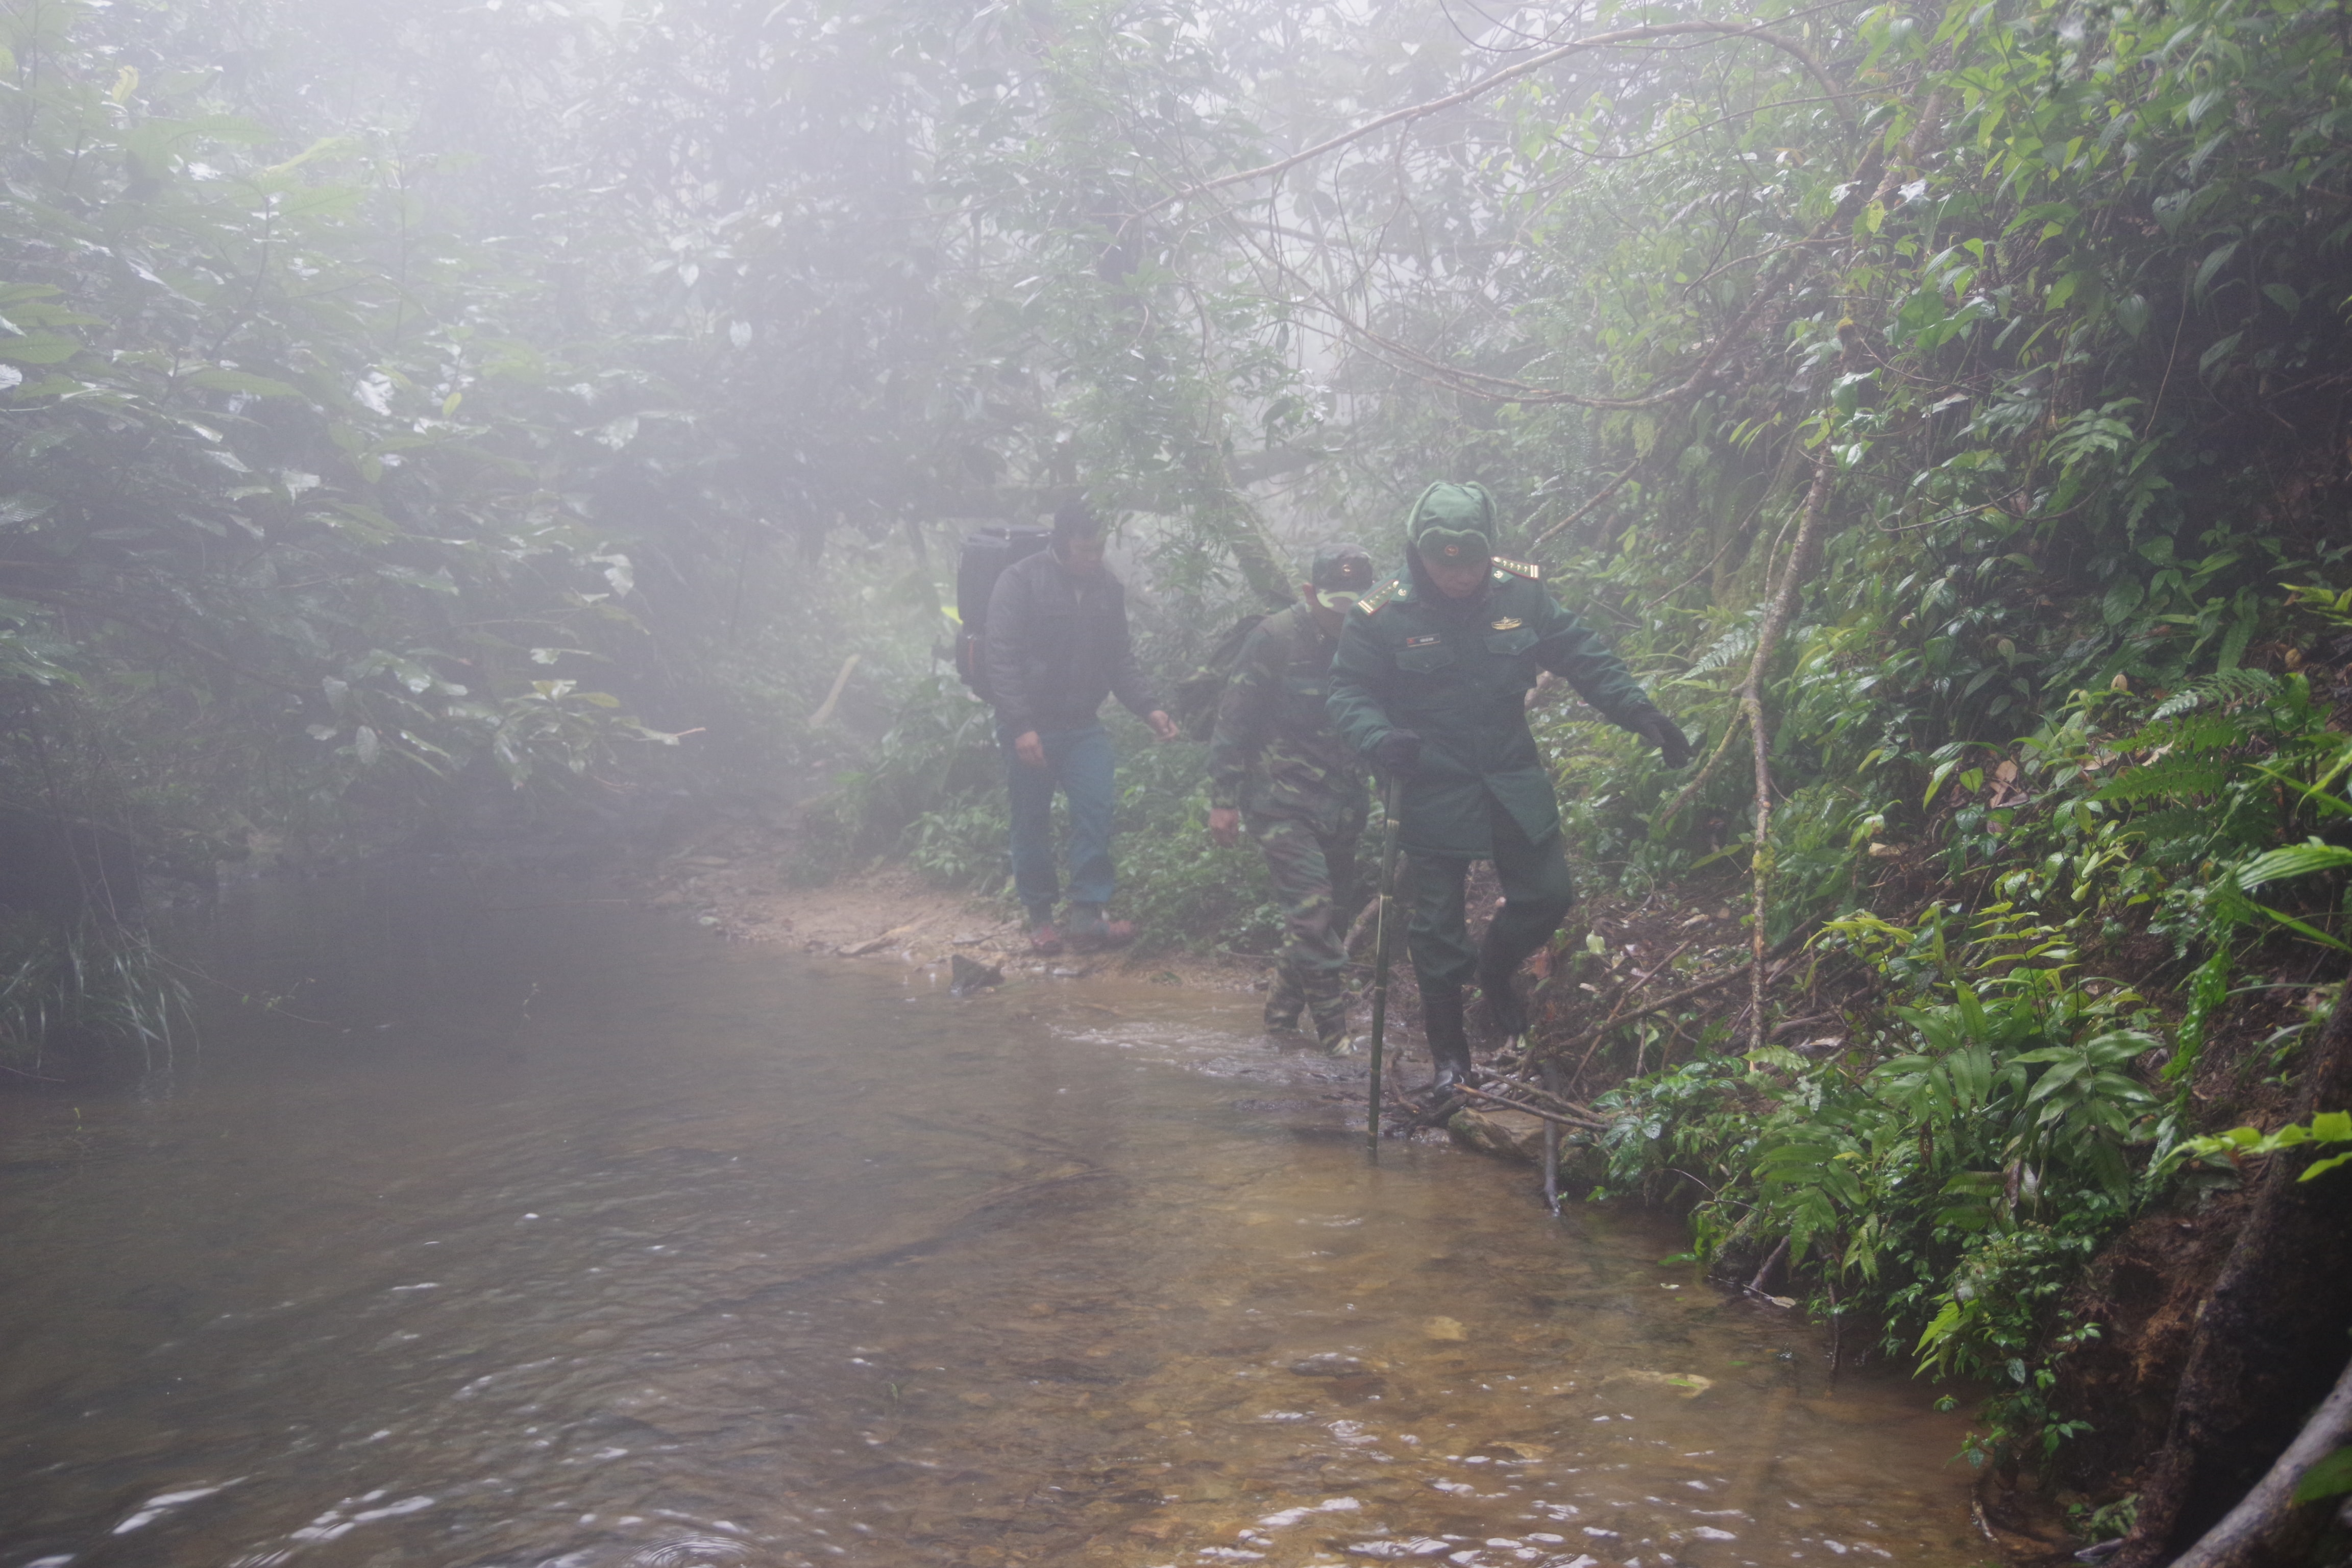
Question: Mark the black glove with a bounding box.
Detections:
[1370,729,1423,776]
[1635,710,1694,769]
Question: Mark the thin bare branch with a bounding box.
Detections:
[1143,18,1853,220]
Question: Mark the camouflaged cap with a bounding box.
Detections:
[1309,541,1376,599]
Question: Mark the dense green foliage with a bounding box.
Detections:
[3,0,2348,1493]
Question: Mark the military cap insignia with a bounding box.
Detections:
[1489,555,1542,580]
[1354,576,1405,614]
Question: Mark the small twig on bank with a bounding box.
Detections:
[1491,1071,1612,1124]
[1455,1082,1610,1132]
[1562,955,1753,1086]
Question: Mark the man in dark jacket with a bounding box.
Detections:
[1327,481,1692,1094]
[1205,542,1377,1051]
[986,498,1180,954]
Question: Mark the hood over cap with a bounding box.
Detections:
[1405,481,1497,563]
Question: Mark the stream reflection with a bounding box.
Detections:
[0,872,1980,1567]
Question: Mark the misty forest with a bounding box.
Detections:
[3,0,2351,1564]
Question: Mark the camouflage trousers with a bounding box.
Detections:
[1247,808,1364,1038]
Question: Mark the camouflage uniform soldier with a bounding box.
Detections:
[1207,543,1379,1051]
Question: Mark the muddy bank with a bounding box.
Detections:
[635,813,1259,989]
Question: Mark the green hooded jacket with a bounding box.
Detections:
[1325,482,1661,859]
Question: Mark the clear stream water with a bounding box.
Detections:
[0,872,1984,1568]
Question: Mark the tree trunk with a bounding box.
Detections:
[1737,453,1836,1051]
[2113,983,2352,1568]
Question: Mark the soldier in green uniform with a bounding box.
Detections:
[1327,481,1693,1095]
[1207,542,1380,1052]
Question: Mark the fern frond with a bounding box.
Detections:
[1682,621,1759,680]
[2094,754,2232,803]
[2151,667,2280,720]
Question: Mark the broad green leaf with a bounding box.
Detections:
[2292,1447,2352,1504]
[0,334,82,365]
[2238,841,2352,891]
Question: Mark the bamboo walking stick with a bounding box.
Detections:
[1366,773,1405,1157]
[1539,1057,1563,1214]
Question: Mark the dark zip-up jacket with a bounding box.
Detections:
[984,547,1161,734]
[1327,556,1659,858]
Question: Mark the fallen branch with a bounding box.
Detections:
[1454,1085,1609,1131]
[1456,1076,1612,1130]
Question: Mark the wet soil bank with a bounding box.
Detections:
[635,816,1263,992]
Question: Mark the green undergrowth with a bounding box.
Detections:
[1569,625,2351,1476]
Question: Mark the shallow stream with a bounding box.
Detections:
[0,873,1983,1568]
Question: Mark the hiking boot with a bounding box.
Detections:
[1066,904,1135,952]
[1423,986,1478,1096]
[1025,906,1065,956]
[1263,965,1306,1031]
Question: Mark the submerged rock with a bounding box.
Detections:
[1447,1106,1548,1162]
[950,953,1003,996]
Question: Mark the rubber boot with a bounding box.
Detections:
[1423,986,1476,1096]
[1263,964,1306,1031]
[1476,936,1530,1041]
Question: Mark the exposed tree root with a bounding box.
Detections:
[2114,985,2352,1567]
[2163,1353,2352,1568]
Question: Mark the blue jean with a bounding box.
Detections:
[999,721,1116,912]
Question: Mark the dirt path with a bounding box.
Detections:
[632,815,1262,991]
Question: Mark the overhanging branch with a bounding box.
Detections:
[1142,16,1853,222]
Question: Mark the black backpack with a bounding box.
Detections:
[952,525,1051,701]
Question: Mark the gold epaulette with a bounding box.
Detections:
[1490,555,1542,581]
[1355,577,1406,614]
